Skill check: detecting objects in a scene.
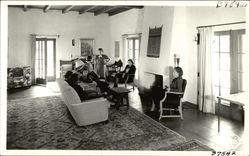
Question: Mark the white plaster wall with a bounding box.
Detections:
[139,6,177,92]
[139,6,245,104]
[109,9,144,64]
[184,6,246,104]
[8,7,110,78]
[8,6,246,104]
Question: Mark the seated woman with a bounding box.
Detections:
[169,67,184,92]
[113,59,136,88]
[151,67,184,111]
[73,57,96,83]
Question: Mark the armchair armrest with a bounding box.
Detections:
[167,91,184,95]
[160,91,184,103]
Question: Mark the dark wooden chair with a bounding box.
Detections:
[159,79,187,120]
[106,60,123,81]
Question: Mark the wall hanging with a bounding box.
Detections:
[147,25,163,58]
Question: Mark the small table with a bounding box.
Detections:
[110,87,130,109]
[217,92,248,132]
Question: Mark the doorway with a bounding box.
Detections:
[127,37,140,85]
[35,38,56,85]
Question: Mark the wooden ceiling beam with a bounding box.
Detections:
[43,5,51,13]
[109,8,131,16]
[79,6,97,14]
[62,5,74,14]
[123,6,144,9]
[23,5,28,11]
[94,6,119,16]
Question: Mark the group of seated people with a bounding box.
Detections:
[64,58,137,101]
[64,55,185,113]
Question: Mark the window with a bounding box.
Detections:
[212,29,246,104]
[212,32,231,97]
[237,33,247,92]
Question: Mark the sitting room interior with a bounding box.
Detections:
[1,1,249,155]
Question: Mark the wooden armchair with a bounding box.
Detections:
[159,79,187,120]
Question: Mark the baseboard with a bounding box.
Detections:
[182,101,198,109]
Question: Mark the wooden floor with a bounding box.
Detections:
[7,82,245,151]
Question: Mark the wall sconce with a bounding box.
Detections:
[174,54,180,67]
[193,33,200,45]
[72,39,75,46]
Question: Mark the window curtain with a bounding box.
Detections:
[122,34,128,65]
[197,27,215,114]
[30,35,36,85]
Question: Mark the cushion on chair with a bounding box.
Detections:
[7,66,31,89]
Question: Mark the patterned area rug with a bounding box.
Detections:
[7,96,212,150]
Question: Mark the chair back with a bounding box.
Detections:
[115,60,123,68]
[57,78,81,104]
[182,79,187,93]
[162,78,187,108]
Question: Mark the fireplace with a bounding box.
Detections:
[139,71,165,95]
[139,72,166,110]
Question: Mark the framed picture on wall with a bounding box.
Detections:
[80,38,94,56]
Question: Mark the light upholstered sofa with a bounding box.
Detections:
[57,78,110,126]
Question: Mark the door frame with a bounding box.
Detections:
[35,38,56,84]
[46,38,56,82]
[126,35,141,86]
[35,38,47,85]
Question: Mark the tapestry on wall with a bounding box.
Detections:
[147,26,163,58]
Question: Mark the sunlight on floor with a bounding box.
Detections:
[46,81,60,93]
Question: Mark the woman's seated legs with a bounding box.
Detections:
[113,73,126,88]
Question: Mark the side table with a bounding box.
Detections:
[110,87,130,109]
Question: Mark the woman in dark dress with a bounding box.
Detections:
[170,67,184,92]
[94,48,110,78]
[113,59,136,88]
[151,67,184,111]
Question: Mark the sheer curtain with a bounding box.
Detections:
[30,35,36,85]
[197,27,215,114]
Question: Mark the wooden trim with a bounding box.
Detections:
[197,21,245,29]
[79,6,96,14]
[123,6,144,9]
[94,6,119,16]
[109,8,131,16]
[23,5,28,11]
[62,5,74,14]
[43,5,51,13]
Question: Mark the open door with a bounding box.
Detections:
[35,38,56,85]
